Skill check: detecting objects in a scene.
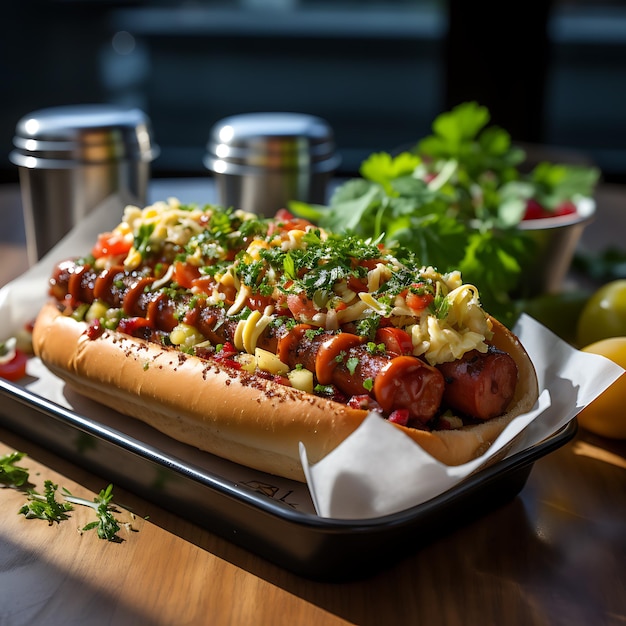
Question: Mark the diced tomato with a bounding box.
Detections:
[215,356,241,370]
[388,408,410,426]
[375,327,413,356]
[174,261,201,290]
[347,276,368,293]
[0,349,28,382]
[213,343,240,369]
[191,273,235,302]
[348,394,371,410]
[92,231,132,259]
[406,291,433,312]
[86,318,105,340]
[273,375,291,386]
[286,293,318,320]
[189,274,217,296]
[377,316,393,328]
[268,209,313,234]
[215,341,238,358]
[355,257,384,271]
[348,394,384,413]
[117,317,154,336]
[274,208,294,221]
[403,283,434,313]
[248,293,274,312]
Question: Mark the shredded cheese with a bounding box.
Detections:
[105,198,495,366]
[234,308,275,354]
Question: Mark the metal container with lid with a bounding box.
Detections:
[204,112,340,216]
[10,104,159,263]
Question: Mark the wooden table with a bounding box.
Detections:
[1,180,625,626]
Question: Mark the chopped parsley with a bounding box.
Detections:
[253,231,385,300]
[3,450,132,542]
[354,317,380,341]
[430,290,451,319]
[313,384,335,396]
[366,342,386,355]
[346,356,360,375]
[19,480,73,525]
[134,223,156,260]
[375,264,430,297]
[238,259,266,288]
[0,451,30,487]
[304,328,325,340]
[63,484,122,541]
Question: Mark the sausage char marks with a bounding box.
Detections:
[46,199,519,432]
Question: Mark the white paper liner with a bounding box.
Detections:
[301,315,624,519]
[1,197,624,521]
[0,195,124,333]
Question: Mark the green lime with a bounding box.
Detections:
[576,279,626,347]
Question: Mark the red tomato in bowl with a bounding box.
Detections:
[522,198,578,221]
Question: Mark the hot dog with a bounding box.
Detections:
[32,199,539,481]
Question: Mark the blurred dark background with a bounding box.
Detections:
[1,0,626,183]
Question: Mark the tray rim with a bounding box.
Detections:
[0,373,577,530]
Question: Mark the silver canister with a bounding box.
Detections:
[10,104,159,264]
[204,112,340,217]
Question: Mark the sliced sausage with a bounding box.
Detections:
[437,348,519,420]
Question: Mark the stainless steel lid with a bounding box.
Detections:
[204,112,340,174]
[9,104,159,168]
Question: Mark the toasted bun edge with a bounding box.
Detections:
[32,302,540,482]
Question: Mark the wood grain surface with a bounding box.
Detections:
[1,425,624,626]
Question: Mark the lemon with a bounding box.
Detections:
[578,337,626,439]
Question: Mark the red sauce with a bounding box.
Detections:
[122,277,155,317]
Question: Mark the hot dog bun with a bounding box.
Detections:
[33,301,539,482]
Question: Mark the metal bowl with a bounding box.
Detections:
[515,197,596,297]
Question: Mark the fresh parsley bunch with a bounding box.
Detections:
[292,101,600,324]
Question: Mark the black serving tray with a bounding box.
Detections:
[0,372,576,582]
